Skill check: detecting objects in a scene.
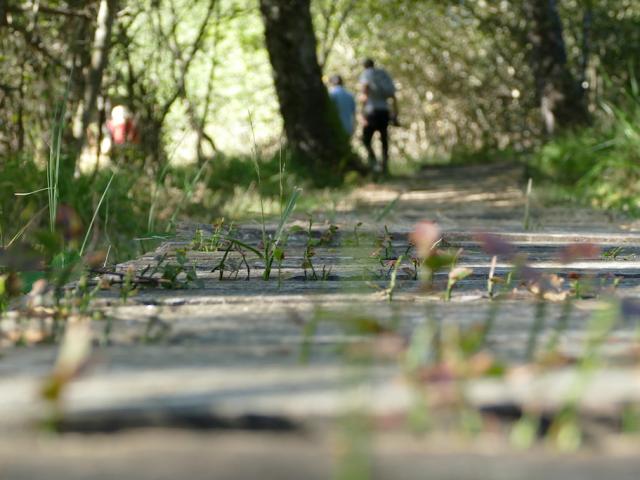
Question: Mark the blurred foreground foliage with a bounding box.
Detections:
[2,0,640,163]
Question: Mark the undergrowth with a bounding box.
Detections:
[529,82,640,215]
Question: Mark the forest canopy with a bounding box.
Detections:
[2,0,639,169]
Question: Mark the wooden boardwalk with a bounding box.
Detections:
[2,163,640,478]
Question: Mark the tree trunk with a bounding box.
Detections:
[73,0,118,151]
[258,0,361,185]
[524,0,589,135]
[0,1,7,26]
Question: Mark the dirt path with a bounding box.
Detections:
[2,163,640,479]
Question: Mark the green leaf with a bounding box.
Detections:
[424,253,456,271]
[288,225,306,234]
[176,249,187,266]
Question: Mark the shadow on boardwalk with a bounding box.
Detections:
[2,163,640,479]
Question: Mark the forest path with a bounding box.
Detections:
[3,163,640,479]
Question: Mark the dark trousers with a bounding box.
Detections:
[363,109,390,172]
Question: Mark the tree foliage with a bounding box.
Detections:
[1,0,640,169]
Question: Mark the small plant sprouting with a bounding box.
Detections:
[211,241,234,280]
[297,216,333,281]
[409,221,457,286]
[159,248,202,289]
[526,299,548,361]
[191,219,231,252]
[602,246,624,260]
[275,245,285,288]
[353,222,363,247]
[75,273,101,314]
[318,224,339,246]
[386,255,404,302]
[375,192,402,222]
[120,266,137,303]
[302,217,318,280]
[445,266,473,301]
[261,188,301,281]
[487,255,497,298]
[374,225,395,262]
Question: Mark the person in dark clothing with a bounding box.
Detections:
[358,58,398,176]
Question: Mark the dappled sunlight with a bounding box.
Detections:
[3,0,640,477]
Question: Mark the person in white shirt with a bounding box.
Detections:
[359,58,398,176]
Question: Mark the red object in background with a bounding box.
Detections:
[107,113,139,145]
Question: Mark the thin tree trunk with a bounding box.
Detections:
[0,1,7,26]
[17,65,25,151]
[259,0,361,185]
[524,0,589,134]
[580,3,593,86]
[73,0,118,151]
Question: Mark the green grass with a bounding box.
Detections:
[529,86,640,215]
[1,149,356,264]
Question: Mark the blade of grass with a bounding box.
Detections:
[47,68,73,232]
[165,158,210,232]
[219,236,263,258]
[80,172,115,256]
[387,254,403,302]
[375,192,402,222]
[6,206,48,248]
[14,187,50,197]
[247,111,267,251]
[274,187,302,248]
[279,136,285,217]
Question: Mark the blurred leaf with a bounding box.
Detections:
[0,272,22,297]
[41,321,92,402]
[84,250,107,269]
[410,221,441,259]
[559,243,600,263]
[346,316,389,335]
[448,266,473,282]
[474,233,516,258]
[55,204,83,242]
[424,252,456,271]
[0,245,43,271]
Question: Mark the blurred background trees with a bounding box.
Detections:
[2,0,639,166]
[1,0,640,251]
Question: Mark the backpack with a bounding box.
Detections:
[370,68,396,99]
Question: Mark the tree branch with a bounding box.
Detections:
[159,0,217,122]
[6,3,92,20]
[319,0,357,70]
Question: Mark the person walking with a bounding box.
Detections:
[359,58,398,176]
[328,74,356,137]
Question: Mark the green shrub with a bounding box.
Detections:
[531,88,640,214]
